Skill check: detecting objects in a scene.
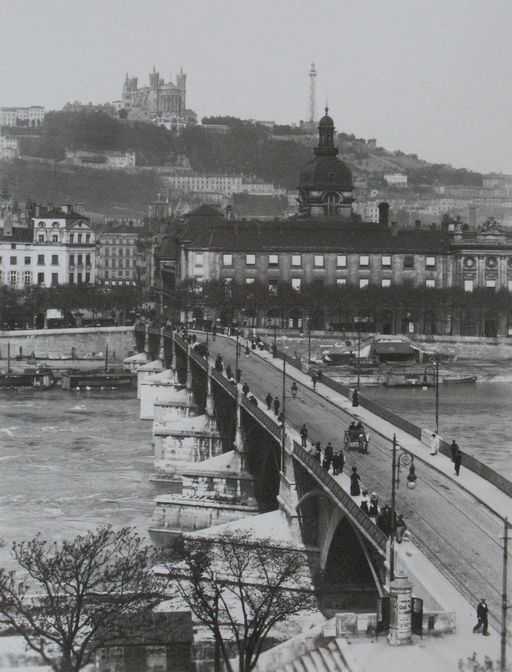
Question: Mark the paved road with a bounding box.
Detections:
[207,335,504,628]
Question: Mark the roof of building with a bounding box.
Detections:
[299,154,353,191]
[186,219,450,254]
[35,208,89,222]
[0,227,32,242]
[373,341,416,356]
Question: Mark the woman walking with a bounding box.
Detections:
[350,466,361,496]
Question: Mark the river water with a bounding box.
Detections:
[0,389,155,568]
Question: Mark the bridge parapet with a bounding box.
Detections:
[293,442,388,554]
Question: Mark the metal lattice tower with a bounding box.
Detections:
[309,62,317,123]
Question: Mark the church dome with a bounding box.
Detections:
[299,155,353,190]
[318,110,334,128]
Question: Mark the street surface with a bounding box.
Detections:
[207,335,506,631]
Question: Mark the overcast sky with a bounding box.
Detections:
[1,0,511,174]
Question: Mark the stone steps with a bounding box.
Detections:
[276,639,353,672]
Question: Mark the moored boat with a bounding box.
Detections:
[442,375,477,384]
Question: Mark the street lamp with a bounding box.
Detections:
[501,518,511,672]
[423,356,440,435]
[281,356,287,471]
[308,316,312,364]
[356,328,361,392]
[390,434,417,582]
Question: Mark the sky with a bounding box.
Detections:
[1,0,512,174]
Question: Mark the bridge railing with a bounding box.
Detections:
[293,441,388,552]
[240,397,281,438]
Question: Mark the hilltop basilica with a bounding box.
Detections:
[121,67,196,131]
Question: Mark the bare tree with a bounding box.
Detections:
[166,530,315,672]
[0,526,162,672]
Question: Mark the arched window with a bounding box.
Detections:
[324,192,339,216]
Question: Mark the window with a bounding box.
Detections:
[382,279,392,288]
[404,255,415,270]
[105,271,109,280]
[24,256,30,265]
[119,248,123,257]
[51,255,58,265]
[37,254,44,265]
[246,254,256,266]
[359,278,369,288]
[359,255,369,268]
[85,254,91,266]
[9,256,16,265]
[10,243,16,249]
[426,279,436,288]
[314,255,324,268]
[38,234,44,242]
[52,234,58,243]
[69,234,74,243]
[69,273,74,284]
[382,255,392,267]
[77,272,83,284]
[85,234,91,243]
[70,254,75,265]
[85,272,90,283]
[77,254,83,264]
[509,280,512,293]
[291,254,302,267]
[51,273,58,286]
[9,270,17,286]
[268,254,279,267]
[222,253,233,267]
[486,279,496,289]
[37,272,44,285]
[245,278,255,284]
[336,278,347,287]
[464,280,474,292]
[77,234,82,243]
[426,256,436,268]
[291,278,301,290]
[105,248,109,256]
[195,253,203,267]
[23,271,31,286]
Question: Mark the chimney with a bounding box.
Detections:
[469,204,476,229]
[34,204,42,217]
[415,220,421,230]
[225,205,232,220]
[3,216,13,238]
[61,204,72,214]
[390,221,398,237]
[378,202,390,226]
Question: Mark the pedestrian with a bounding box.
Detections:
[277,412,284,425]
[299,423,308,447]
[350,466,361,496]
[369,492,379,518]
[265,392,273,410]
[430,432,439,456]
[242,382,250,396]
[311,372,318,389]
[332,451,340,475]
[395,514,407,543]
[273,396,280,416]
[225,364,233,380]
[291,381,298,399]
[236,368,242,383]
[360,490,370,515]
[473,599,489,636]
[352,389,359,407]
[454,447,463,476]
[338,448,345,475]
[450,439,459,462]
[314,443,322,462]
[324,442,334,471]
[249,395,258,406]
[322,455,330,471]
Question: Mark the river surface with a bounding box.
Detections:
[0,389,155,568]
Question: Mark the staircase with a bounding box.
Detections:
[277,638,357,672]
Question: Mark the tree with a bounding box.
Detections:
[0,526,162,672]
[166,530,315,672]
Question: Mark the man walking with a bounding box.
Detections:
[311,372,318,389]
[273,396,280,416]
[265,392,273,410]
[453,446,463,476]
[299,424,308,447]
[430,432,439,456]
[450,439,459,462]
[473,598,489,635]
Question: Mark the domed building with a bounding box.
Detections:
[297,108,354,219]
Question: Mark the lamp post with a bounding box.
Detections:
[390,434,417,583]
[501,518,511,672]
[356,329,361,392]
[424,356,440,435]
[281,356,286,471]
[308,316,312,364]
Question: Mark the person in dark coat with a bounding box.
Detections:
[338,448,345,475]
[395,514,407,543]
[350,466,361,496]
[311,372,318,389]
[369,493,379,518]
[352,389,359,407]
[299,424,308,447]
[273,397,280,416]
[236,368,242,383]
[291,381,298,399]
[225,364,233,380]
[450,439,459,462]
[360,490,370,515]
[242,382,250,396]
[473,599,489,635]
[324,442,334,471]
[265,392,273,410]
[453,447,463,476]
[314,444,322,462]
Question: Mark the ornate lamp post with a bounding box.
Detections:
[423,356,440,434]
[390,434,417,582]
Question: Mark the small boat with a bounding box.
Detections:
[442,375,477,384]
[0,367,55,389]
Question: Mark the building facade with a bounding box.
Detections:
[96,229,139,284]
[0,106,45,127]
[0,205,96,288]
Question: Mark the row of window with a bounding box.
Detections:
[1,254,60,266]
[69,254,92,266]
[36,233,92,244]
[69,272,92,284]
[103,270,134,279]
[103,247,133,256]
[0,271,59,286]
[103,258,136,268]
[224,277,439,289]
[213,253,438,270]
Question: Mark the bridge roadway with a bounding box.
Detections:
[205,335,504,627]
